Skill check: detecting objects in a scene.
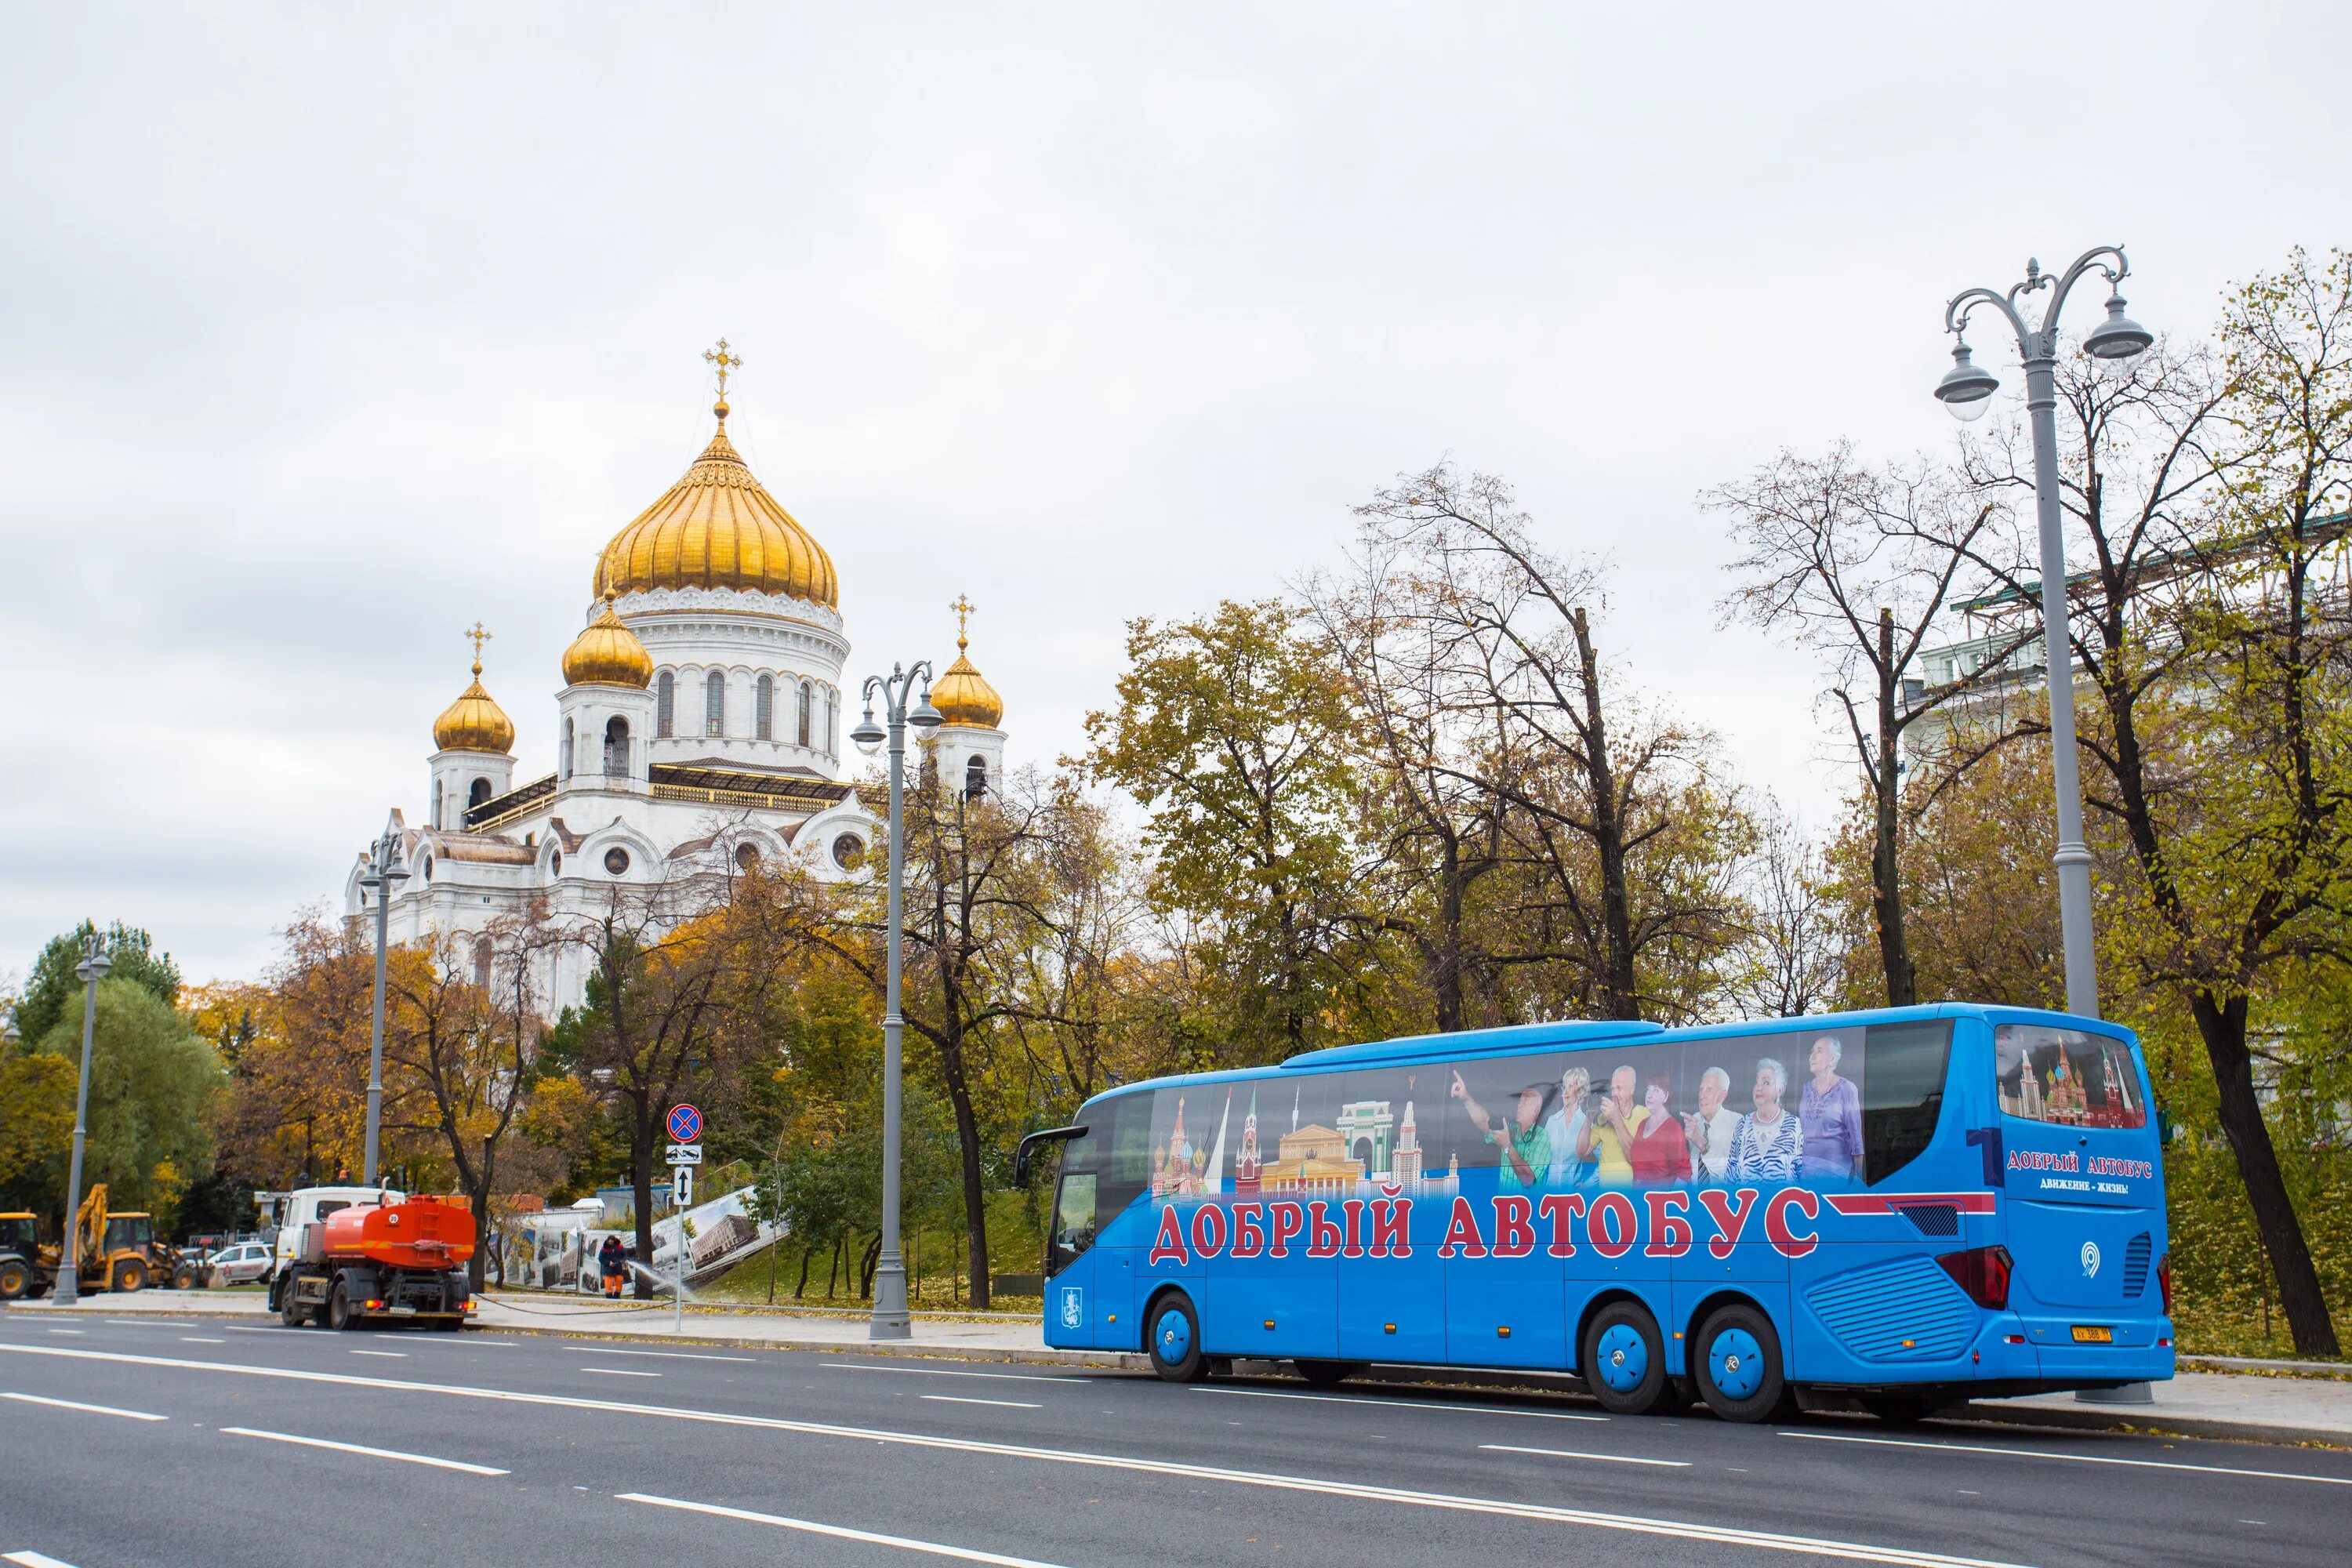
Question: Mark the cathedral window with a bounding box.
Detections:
[655,672,674,739]
[831,833,864,869]
[604,716,630,777]
[735,842,760,870]
[826,688,837,753]
[706,670,725,737]
[797,681,812,746]
[966,754,988,801]
[561,718,575,779]
[473,937,494,986]
[468,777,493,812]
[604,847,630,875]
[755,674,774,740]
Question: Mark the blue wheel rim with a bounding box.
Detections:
[1709,1326,1765,1400]
[1156,1307,1192,1364]
[1595,1322,1649,1392]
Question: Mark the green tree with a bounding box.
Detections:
[0,1051,76,1213]
[14,920,183,1046]
[27,979,223,1219]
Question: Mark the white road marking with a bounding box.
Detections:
[620,1494,1071,1566]
[350,1350,407,1358]
[923,1394,1044,1410]
[1784,1430,2352,1487]
[0,1343,2045,1568]
[3,1391,167,1421]
[220,1426,509,1475]
[581,1367,661,1377]
[42,1330,82,1337]
[222,1326,299,1334]
[180,1337,226,1344]
[569,1347,753,1363]
[1482,1443,1688,1468]
[103,1319,177,1327]
[1193,1385,1610,1422]
[5,1550,84,1566]
[822,1362,1091,1385]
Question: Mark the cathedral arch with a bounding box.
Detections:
[468,776,493,811]
[755,673,775,740]
[965,753,988,800]
[656,671,675,739]
[561,717,575,779]
[604,715,631,777]
[797,681,812,746]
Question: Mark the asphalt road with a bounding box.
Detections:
[1,1312,2344,1568]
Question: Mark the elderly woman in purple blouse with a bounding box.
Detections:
[1799,1034,1864,1180]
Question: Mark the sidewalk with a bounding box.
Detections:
[13,1289,2348,1446]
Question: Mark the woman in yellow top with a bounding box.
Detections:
[1578,1064,1646,1185]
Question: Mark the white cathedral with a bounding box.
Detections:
[346,356,1008,1010]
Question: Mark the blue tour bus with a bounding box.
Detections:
[1019,1004,2171,1421]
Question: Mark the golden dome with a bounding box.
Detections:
[591,401,838,606]
[432,654,515,754]
[562,594,655,689]
[932,597,1004,729]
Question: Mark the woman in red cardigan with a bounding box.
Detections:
[1628,1071,1692,1185]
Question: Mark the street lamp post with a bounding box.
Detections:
[357,828,411,1185]
[54,930,114,1306]
[1935,247,2154,1021]
[851,661,943,1341]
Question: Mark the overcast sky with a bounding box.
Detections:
[2,4,2344,986]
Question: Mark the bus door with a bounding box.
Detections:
[1339,1186,1443,1363]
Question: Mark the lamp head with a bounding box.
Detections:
[2082,290,2154,365]
[851,705,885,755]
[1936,339,2000,423]
[909,686,943,729]
[77,950,113,983]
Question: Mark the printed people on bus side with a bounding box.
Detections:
[1450,1072,1551,1189]
[1544,1065,1599,1188]
[1726,1057,1803,1181]
[1682,1065,1740,1182]
[1628,1072,1692,1184]
[1799,1034,1864,1180]
[1577,1065,1645,1185]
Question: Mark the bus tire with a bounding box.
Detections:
[1294,1359,1365,1388]
[1145,1291,1207,1383]
[1693,1302,1795,1424]
[1581,1300,1670,1415]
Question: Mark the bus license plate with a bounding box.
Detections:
[2071,1325,2112,1343]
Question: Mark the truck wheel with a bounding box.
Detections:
[0,1260,30,1301]
[114,1258,149,1293]
[327,1279,357,1330]
[172,1265,197,1290]
[280,1283,310,1327]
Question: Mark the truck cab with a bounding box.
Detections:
[267,1186,403,1301]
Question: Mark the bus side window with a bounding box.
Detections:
[1861,1020,1954,1185]
[1097,1094,1155,1230]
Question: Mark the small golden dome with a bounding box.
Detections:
[562,594,655,689]
[433,655,515,754]
[932,598,1004,729]
[591,401,838,606]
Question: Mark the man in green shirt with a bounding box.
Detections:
[1450,1072,1552,1189]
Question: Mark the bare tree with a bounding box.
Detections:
[1726,802,1841,1018]
[1711,445,2025,1006]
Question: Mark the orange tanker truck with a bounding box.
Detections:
[276,1189,476,1330]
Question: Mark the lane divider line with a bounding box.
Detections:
[619,1493,1069,1566]
[1781,1429,2352,1487]
[0,1345,2040,1568]
[922,1394,1045,1410]
[1193,1385,1609,1422]
[581,1367,662,1377]
[219,1426,510,1475]
[572,1347,754,1363]
[5,1549,84,1566]
[350,1350,408,1358]
[180,1338,227,1345]
[2,1391,167,1421]
[821,1362,1092,1385]
[1480,1443,1689,1468]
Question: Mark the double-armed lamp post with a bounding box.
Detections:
[53,931,114,1306]
[851,661,942,1341]
[357,828,410,1186]
[1933,246,2154,1022]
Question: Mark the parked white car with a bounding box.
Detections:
[205,1241,274,1287]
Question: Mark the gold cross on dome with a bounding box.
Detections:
[465,620,492,673]
[703,338,743,399]
[950,593,975,646]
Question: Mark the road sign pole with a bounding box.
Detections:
[663,1107,702,1335]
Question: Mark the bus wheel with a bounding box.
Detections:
[1146,1292,1207,1383]
[1581,1301,1669,1415]
[1294,1359,1365,1388]
[1693,1303,1795,1424]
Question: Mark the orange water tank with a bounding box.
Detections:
[319,1196,475,1271]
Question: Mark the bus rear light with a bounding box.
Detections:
[1936,1244,2013,1310]
[2003,1334,2026,1344]
[2157,1253,2172,1314]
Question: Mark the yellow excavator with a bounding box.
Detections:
[1,1185,199,1297]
